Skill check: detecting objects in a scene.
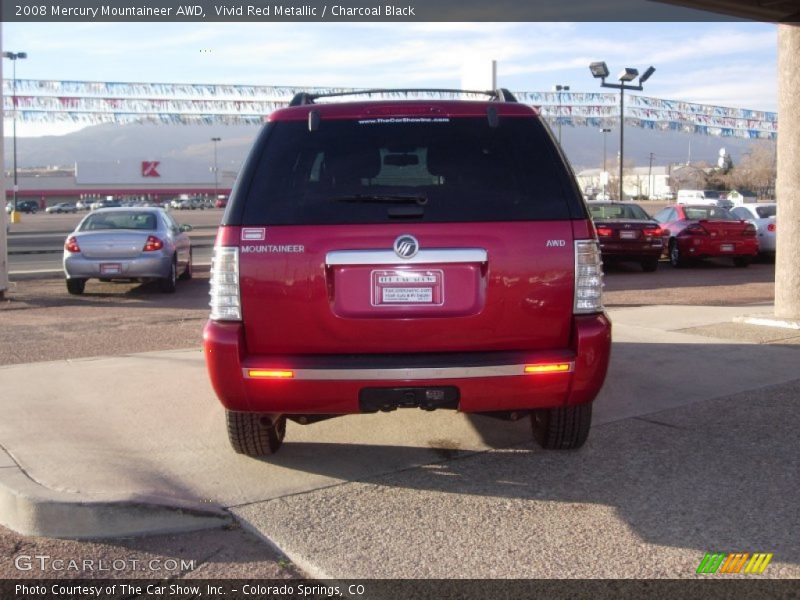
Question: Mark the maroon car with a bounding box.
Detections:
[588,202,664,272]
[203,89,611,456]
[652,204,758,268]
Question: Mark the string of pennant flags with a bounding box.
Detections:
[1,79,777,140]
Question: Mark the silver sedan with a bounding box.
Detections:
[731,203,777,257]
[63,207,193,295]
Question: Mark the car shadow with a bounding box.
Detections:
[239,339,800,562]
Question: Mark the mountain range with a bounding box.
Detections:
[4,121,771,174]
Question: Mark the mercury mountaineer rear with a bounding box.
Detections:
[203,89,611,456]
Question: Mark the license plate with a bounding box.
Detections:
[100,263,122,275]
[619,230,638,240]
[720,244,734,252]
[372,269,444,306]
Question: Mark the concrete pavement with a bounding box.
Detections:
[1,304,799,578]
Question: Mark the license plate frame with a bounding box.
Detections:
[371,269,444,306]
[100,263,122,275]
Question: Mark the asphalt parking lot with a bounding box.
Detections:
[1,228,799,584]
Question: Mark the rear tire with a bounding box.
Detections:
[159,257,177,293]
[669,239,686,268]
[733,256,751,268]
[66,278,86,295]
[226,412,286,457]
[531,403,592,450]
[641,258,659,272]
[179,248,193,281]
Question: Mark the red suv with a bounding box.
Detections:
[204,89,611,456]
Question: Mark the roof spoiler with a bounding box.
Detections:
[289,88,519,107]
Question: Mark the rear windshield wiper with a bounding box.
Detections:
[331,194,428,206]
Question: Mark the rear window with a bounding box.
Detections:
[684,206,736,221]
[589,204,651,220]
[755,205,776,218]
[235,116,581,225]
[80,212,158,231]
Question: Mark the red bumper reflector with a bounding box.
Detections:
[524,363,573,374]
[248,369,294,379]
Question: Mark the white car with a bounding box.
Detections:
[46,203,78,214]
[676,189,733,209]
[731,203,776,257]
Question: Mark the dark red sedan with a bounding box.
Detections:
[652,204,758,268]
[588,202,664,272]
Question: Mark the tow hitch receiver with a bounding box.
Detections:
[359,386,459,413]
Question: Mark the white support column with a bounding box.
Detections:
[775,25,800,320]
[0,27,9,300]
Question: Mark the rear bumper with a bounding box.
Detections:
[676,237,759,258]
[64,252,171,279]
[757,234,776,253]
[599,244,663,261]
[203,313,612,414]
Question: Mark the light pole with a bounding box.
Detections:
[211,137,221,203]
[589,61,655,201]
[553,84,570,145]
[600,127,611,198]
[2,51,27,221]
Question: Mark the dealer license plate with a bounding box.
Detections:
[619,230,638,240]
[720,244,734,252]
[100,263,122,275]
[372,269,444,306]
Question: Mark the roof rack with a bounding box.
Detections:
[289,88,518,107]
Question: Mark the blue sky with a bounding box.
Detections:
[2,21,778,136]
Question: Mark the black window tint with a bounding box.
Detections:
[684,207,736,221]
[80,212,158,231]
[590,203,650,220]
[238,117,579,225]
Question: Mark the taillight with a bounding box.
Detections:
[743,224,757,237]
[642,227,662,238]
[574,240,604,315]
[143,235,164,251]
[595,226,613,238]
[64,236,81,253]
[684,224,707,236]
[767,223,776,233]
[209,246,241,321]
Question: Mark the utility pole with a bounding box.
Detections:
[648,152,655,199]
[211,137,221,203]
[553,84,570,145]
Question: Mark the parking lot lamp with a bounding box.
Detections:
[211,137,221,203]
[553,84,570,145]
[589,62,655,201]
[2,51,27,221]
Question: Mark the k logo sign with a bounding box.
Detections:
[142,161,161,177]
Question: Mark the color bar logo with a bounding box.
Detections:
[696,552,773,574]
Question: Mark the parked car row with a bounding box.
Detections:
[589,201,775,270]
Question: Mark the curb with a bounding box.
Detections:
[0,447,231,539]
